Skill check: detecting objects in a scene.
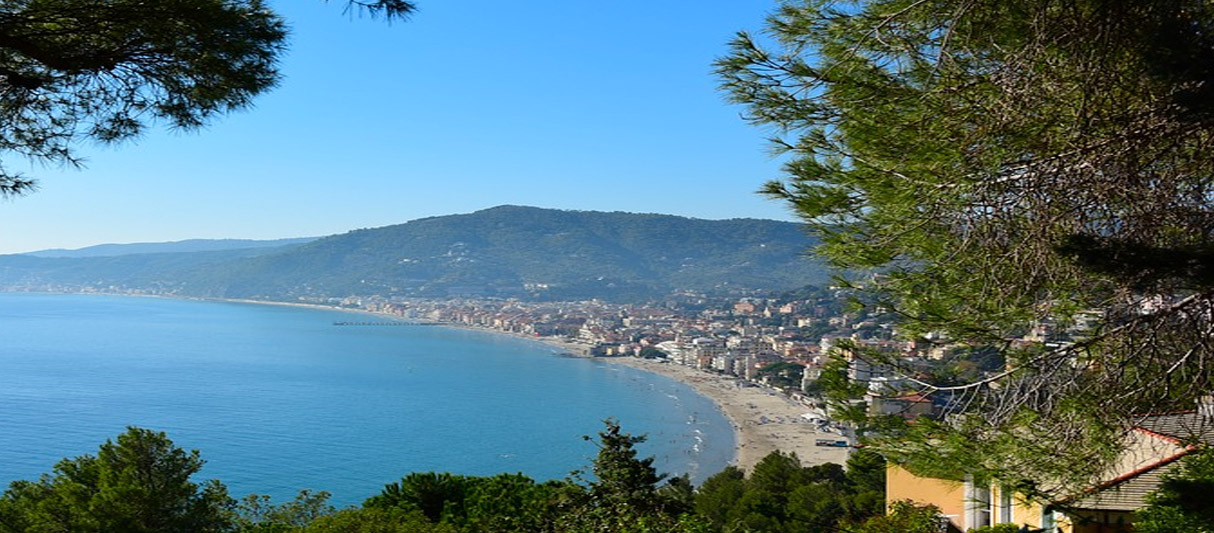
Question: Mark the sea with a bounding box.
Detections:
[0,293,733,506]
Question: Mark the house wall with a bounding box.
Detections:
[888,465,1053,531]
[887,464,968,530]
[1009,493,1047,531]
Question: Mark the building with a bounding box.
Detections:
[885,406,1214,532]
[869,393,935,419]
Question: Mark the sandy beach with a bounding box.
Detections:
[450,328,854,472]
[600,356,853,472]
[383,324,856,473]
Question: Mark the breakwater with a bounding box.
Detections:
[331,320,436,326]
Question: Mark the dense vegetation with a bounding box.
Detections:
[0,424,889,533]
[1134,449,1214,533]
[0,206,830,302]
[720,0,1214,496]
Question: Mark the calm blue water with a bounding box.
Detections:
[0,293,733,505]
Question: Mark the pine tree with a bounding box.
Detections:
[0,427,234,533]
[0,0,415,196]
[718,0,1214,496]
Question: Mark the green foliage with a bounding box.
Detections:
[550,420,712,533]
[0,427,234,533]
[248,206,828,302]
[237,490,336,532]
[301,507,456,533]
[0,0,287,195]
[583,420,668,512]
[815,355,869,423]
[366,472,570,532]
[846,449,888,495]
[368,473,469,523]
[460,474,567,532]
[692,466,746,529]
[359,420,704,532]
[656,474,696,516]
[846,501,943,533]
[692,450,887,532]
[0,0,416,196]
[1135,449,1214,533]
[0,425,882,533]
[718,0,1214,496]
[332,1,416,21]
[757,362,804,390]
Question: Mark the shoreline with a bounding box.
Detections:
[38,293,854,473]
[307,311,855,473]
[587,356,852,472]
[460,328,853,472]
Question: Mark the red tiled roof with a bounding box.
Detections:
[1064,409,1212,511]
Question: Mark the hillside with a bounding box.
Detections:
[24,237,318,258]
[0,206,830,302]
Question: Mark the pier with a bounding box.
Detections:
[331,320,436,327]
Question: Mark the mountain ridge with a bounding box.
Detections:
[0,206,830,302]
[23,237,320,258]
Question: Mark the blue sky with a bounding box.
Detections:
[0,0,791,254]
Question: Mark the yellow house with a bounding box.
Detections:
[885,409,1211,532]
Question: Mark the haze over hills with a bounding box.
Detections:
[23,237,319,258]
[0,206,831,302]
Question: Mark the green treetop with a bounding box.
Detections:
[1135,449,1214,533]
[0,0,415,196]
[0,427,234,533]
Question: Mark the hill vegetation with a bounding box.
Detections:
[0,206,829,302]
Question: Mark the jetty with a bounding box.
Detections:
[331,320,436,327]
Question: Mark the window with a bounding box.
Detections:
[996,486,1013,523]
[1041,506,1057,533]
[964,478,991,529]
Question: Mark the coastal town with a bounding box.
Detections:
[340,288,874,395]
[32,274,1099,474]
[5,0,1214,529]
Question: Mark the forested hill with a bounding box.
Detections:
[0,206,830,302]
